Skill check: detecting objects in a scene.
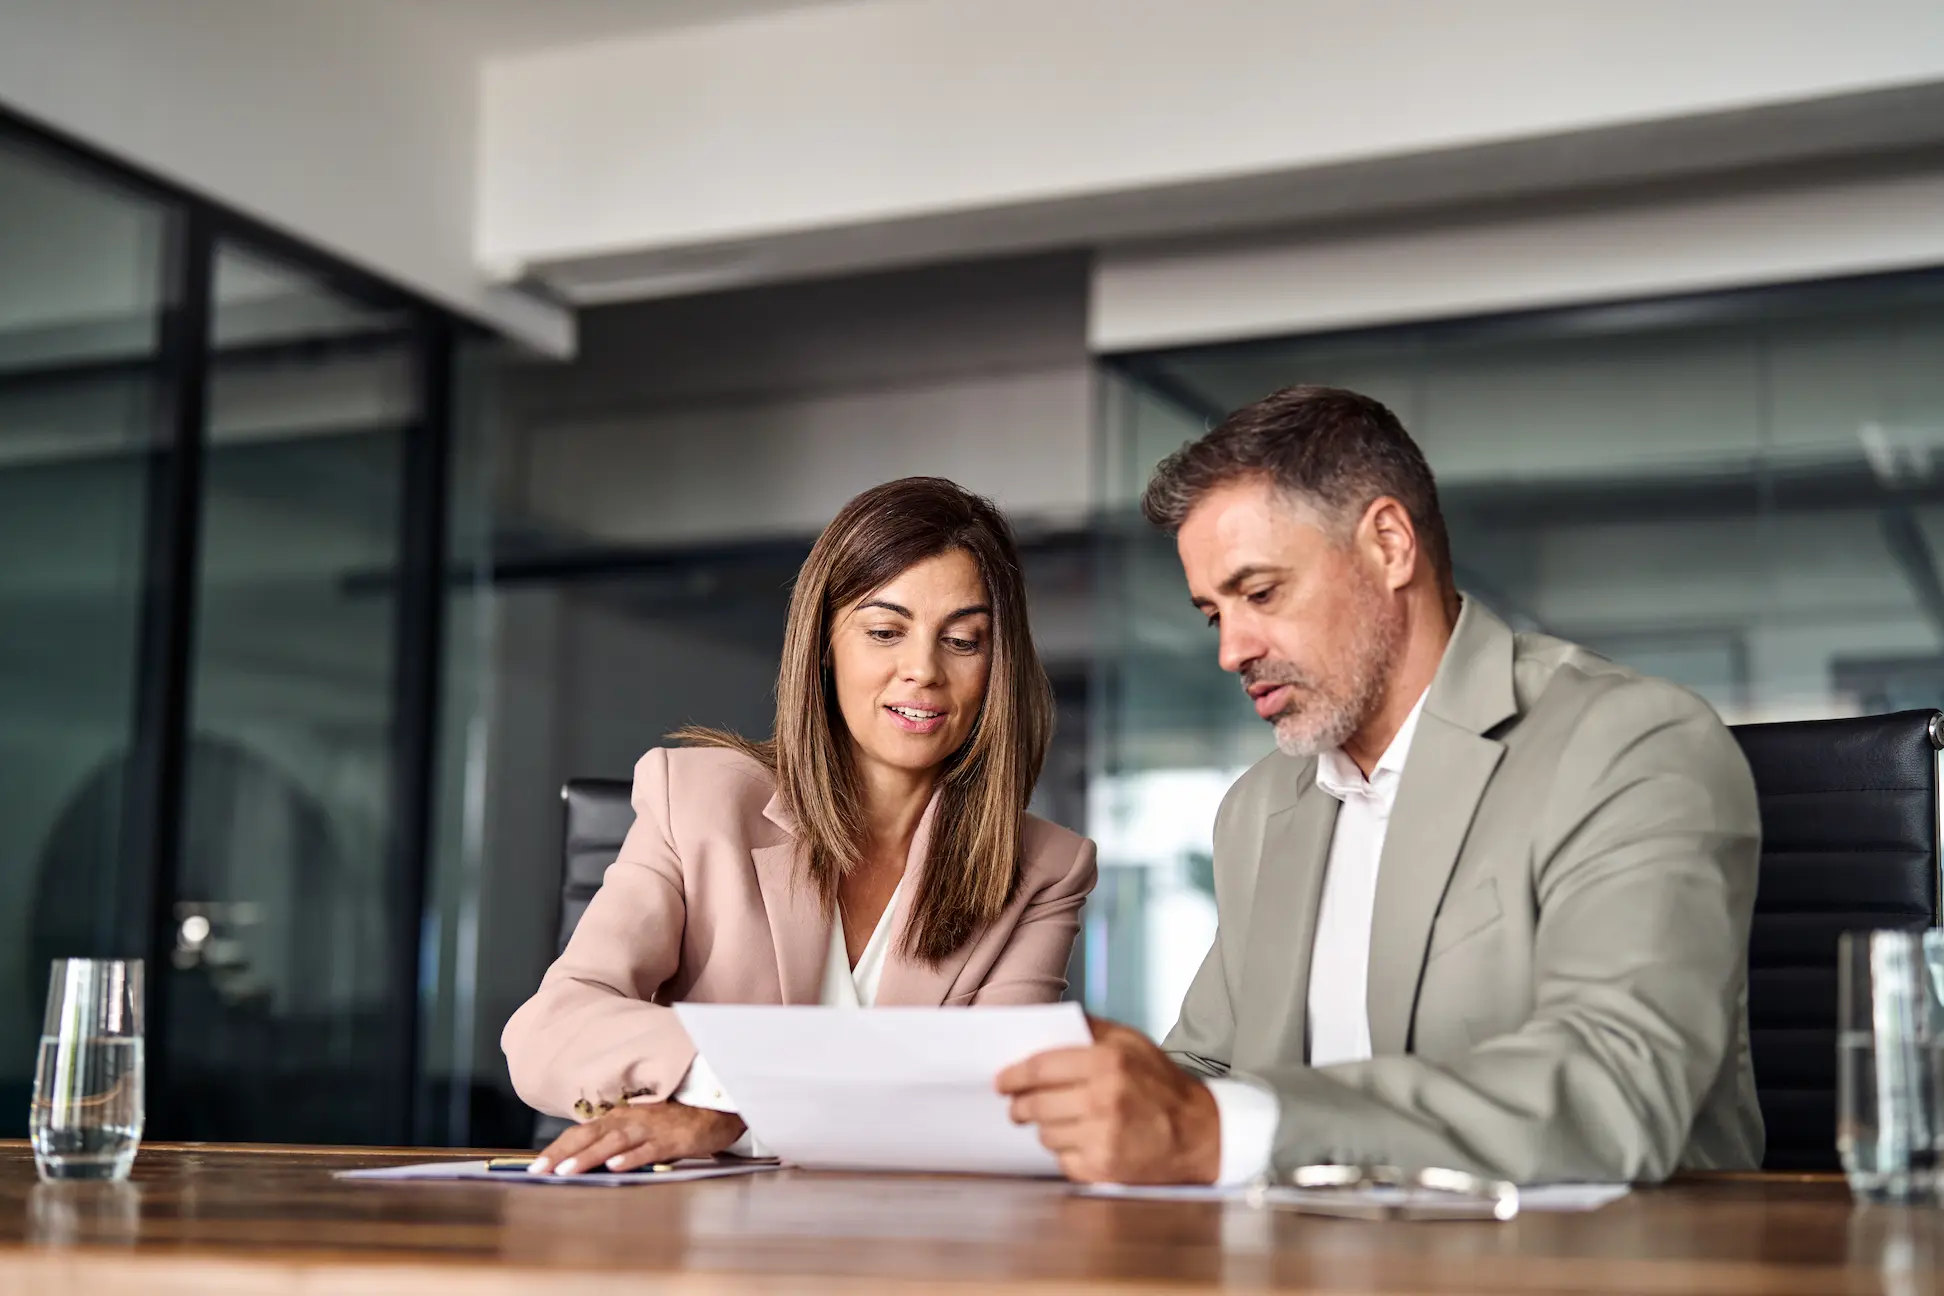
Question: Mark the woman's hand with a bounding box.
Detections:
[531,1101,747,1175]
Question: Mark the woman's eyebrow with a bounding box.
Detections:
[857,601,992,619]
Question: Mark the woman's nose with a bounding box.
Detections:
[900,641,943,683]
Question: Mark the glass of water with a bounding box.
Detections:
[1838,930,1944,1201]
[30,959,145,1182]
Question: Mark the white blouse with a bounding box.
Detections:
[821,877,901,1008]
[672,878,904,1152]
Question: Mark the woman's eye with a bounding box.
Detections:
[945,637,981,653]
[866,628,899,642]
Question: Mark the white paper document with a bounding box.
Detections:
[673,1002,1091,1176]
[1080,1181,1631,1214]
[336,1159,778,1187]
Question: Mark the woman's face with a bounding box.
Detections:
[829,548,993,785]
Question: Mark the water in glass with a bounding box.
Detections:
[30,959,144,1182]
[1838,931,1944,1202]
[31,1036,144,1180]
[1838,1029,1943,1200]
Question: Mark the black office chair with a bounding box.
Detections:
[1730,709,1943,1170]
[532,778,635,1148]
[557,779,635,956]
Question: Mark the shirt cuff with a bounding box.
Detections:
[670,1054,764,1159]
[672,1052,738,1114]
[1205,1077,1278,1187]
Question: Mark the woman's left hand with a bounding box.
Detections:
[531,1101,746,1174]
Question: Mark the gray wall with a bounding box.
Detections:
[500,253,1096,543]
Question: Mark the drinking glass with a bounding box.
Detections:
[30,959,145,1182]
[1838,931,1944,1201]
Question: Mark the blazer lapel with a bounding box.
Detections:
[1365,598,1519,1055]
[1234,775,1338,1071]
[752,794,831,1005]
[1364,719,1503,1053]
[875,791,972,1006]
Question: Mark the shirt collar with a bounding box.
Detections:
[1314,690,1429,802]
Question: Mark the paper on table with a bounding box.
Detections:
[1079,1182,1631,1213]
[335,1159,779,1187]
[673,1002,1091,1176]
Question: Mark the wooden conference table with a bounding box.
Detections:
[0,1143,1939,1294]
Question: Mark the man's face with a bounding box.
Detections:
[1177,478,1403,758]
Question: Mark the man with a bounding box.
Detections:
[998,385,1764,1186]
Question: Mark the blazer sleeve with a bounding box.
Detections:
[502,748,698,1118]
[1163,787,1248,1078]
[969,836,1098,1005]
[1162,937,1239,1080]
[1243,695,1760,1184]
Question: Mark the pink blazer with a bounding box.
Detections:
[503,746,1099,1119]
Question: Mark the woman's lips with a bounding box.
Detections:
[885,705,947,734]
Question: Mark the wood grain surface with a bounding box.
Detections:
[0,1142,1938,1294]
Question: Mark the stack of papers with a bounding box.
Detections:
[674,1002,1091,1176]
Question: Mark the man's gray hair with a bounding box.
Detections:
[1141,384,1453,590]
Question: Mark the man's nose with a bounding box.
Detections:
[1217,621,1265,676]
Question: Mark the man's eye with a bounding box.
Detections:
[1246,588,1274,605]
[1204,613,1220,628]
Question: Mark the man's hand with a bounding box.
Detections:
[531,1101,745,1175]
[995,1016,1221,1184]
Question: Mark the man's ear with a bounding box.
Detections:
[1361,497,1419,592]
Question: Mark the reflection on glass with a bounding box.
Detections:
[1096,274,1944,1036]
[162,244,419,1142]
[0,135,168,1135]
[416,332,504,1146]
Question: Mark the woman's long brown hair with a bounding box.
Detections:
[674,477,1053,963]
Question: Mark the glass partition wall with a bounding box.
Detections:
[0,110,470,1144]
[1093,271,1944,1036]
[0,128,170,1133]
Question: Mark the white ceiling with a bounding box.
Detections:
[387,0,862,59]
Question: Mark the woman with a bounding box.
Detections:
[503,476,1097,1174]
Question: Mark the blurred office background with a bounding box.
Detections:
[1,0,1941,1146]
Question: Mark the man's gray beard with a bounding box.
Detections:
[1267,593,1403,759]
[1271,697,1363,759]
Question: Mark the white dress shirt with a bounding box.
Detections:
[1205,693,1428,1184]
[674,878,904,1154]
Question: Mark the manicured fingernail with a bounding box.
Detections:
[607,1156,625,1170]
[528,1157,551,1174]
[553,1158,577,1176]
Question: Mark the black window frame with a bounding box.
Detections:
[0,99,465,1146]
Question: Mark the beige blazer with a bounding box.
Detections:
[504,746,1098,1119]
[1165,598,1766,1183]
